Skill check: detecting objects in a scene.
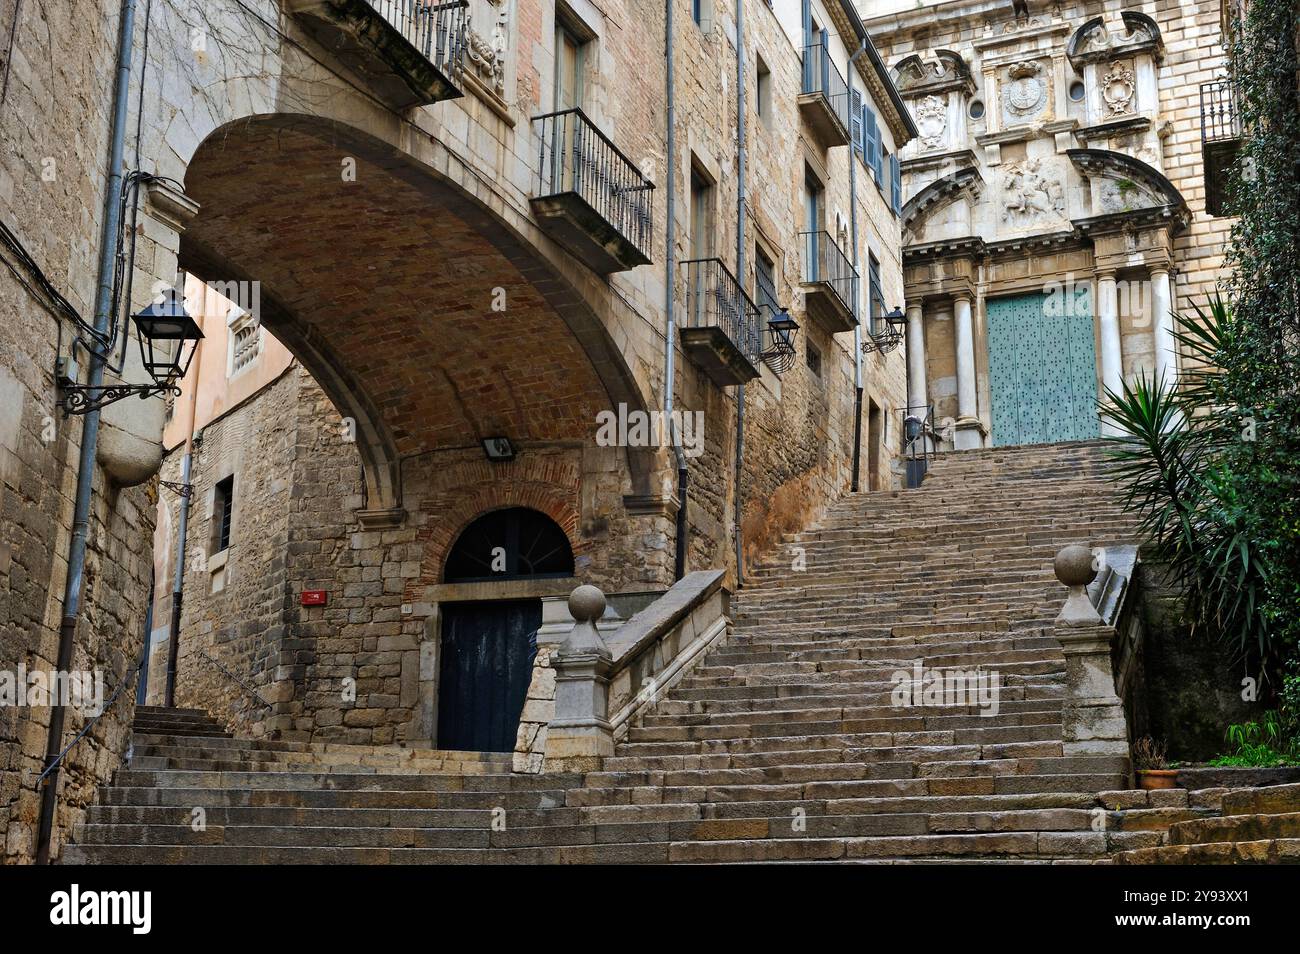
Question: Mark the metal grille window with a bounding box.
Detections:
[213,476,234,554]
[1200,79,1242,217]
[1200,79,1240,144]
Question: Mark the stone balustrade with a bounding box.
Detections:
[1052,544,1132,760]
[538,571,730,773]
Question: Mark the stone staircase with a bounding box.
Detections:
[1114,783,1300,864]
[65,440,1151,864]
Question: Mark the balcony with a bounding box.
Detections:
[799,40,851,148]
[531,108,654,274]
[679,259,763,387]
[1200,79,1241,217]
[799,230,858,333]
[287,0,467,110]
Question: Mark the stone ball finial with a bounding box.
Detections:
[568,584,606,623]
[1054,544,1097,588]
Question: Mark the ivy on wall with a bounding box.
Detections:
[1221,0,1300,672]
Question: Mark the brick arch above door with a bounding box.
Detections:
[409,453,585,599]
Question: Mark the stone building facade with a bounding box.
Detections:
[1,0,917,858]
[0,1,191,862]
[864,0,1234,450]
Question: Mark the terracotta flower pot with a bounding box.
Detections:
[1137,769,1179,790]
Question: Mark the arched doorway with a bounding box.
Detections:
[438,508,574,752]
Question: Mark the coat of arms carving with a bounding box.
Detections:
[915,95,948,149]
[1002,61,1047,121]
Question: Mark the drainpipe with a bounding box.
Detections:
[849,40,867,493]
[164,289,203,707]
[35,0,138,865]
[664,0,687,580]
[733,0,747,587]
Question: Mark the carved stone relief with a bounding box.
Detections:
[915,95,948,150]
[466,0,509,98]
[1001,158,1066,226]
[1100,64,1136,115]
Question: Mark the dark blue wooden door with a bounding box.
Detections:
[437,600,540,753]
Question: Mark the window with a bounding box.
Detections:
[851,89,864,155]
[555,16,587,110]
[755,245,778,315]
[804,168,823,233]
[867,253,882,328]
[756,55,772,128]
[806,341,822,378]
[969,99,985,119]
[889,152,902,216]
[690,163,715,260]
[1068,80,1086,102]
[212,476,234,555]
[692,0,713,29]
[226,306,261,379]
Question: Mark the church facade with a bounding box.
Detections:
[864,0,1234,450]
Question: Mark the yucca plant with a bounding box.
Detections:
[1099,296,1276,678]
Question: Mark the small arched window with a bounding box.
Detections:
[443,507,574,583]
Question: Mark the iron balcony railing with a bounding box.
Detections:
[801,230,857,314]
[368,0,468,86]
[802,39,851,135]
[681,258,764,366]
[533,107,655,262]
[1200,79,1240,144]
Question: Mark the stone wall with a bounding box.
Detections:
[0,0,189,861]
[1137,560,1262,762]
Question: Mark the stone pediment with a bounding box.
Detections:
[1067,148,1189,233]
[901,165,983,233]
[893,50,975,96]
[1068,13,1163,68]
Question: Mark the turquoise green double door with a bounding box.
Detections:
[987,289,1100,447]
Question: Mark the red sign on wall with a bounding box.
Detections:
[300,590,328,606]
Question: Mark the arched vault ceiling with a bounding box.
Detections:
[181,117,612,458]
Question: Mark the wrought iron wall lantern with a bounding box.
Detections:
[760,308,799,376]
[861,306,906,355]
[59,289,203,416]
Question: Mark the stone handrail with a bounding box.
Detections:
[542,570,730,772]
[1052,544,1136,761]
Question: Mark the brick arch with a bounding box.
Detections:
[411,455,586,596]
[180,113,662,517]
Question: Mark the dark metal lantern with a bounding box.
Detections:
[134,288,204,384]
[760,309,799,376]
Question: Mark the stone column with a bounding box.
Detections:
[906,302,928,414]
[1149,267,1176,387]
[1053,545,1130,758]
[952,295,982,450]
[544,585,614,772]
[1096,271,1124,436]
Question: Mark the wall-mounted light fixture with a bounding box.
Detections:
[862,306,906,355]
[481,436,517,461]
[59,288,203,415]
